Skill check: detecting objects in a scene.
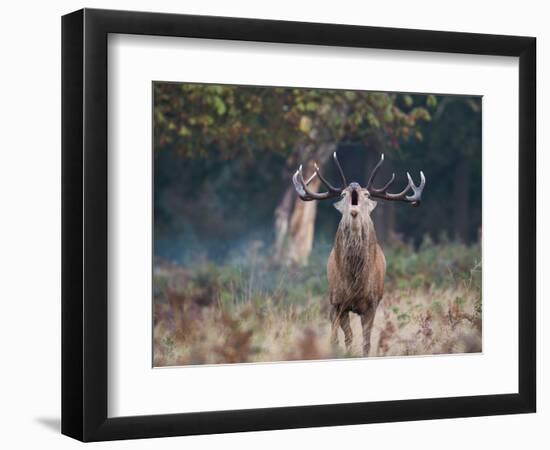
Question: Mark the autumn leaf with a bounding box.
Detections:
[299,116,312,134]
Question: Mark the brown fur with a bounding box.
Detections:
[327,186,386,356]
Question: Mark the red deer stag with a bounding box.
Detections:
[292,153,425,356]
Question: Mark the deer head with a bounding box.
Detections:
[292,152,426,227]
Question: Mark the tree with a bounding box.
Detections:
[154,83,431,265]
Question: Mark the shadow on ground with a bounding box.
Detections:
[35,417,60,433]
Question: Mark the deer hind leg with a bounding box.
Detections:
[360,309,376,357]
[329,305,340,347]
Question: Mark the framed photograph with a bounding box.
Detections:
[61,8,536,441]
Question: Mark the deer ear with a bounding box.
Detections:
[367,198,377,213]
[333,197,345,214]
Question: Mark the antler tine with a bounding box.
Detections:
[370,170,426,206]
[370,172,395,194]
[365,152,426,206]
[367,153,400,195]
[292,165,331,201]
[332,152,347,187]
[304,171,317,186]
[314,163,341,193]
[404,171,426,206]
[384,176,414,198]
[291,152,349,202]
[366,153,385,190]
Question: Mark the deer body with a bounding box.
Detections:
[292,153,425,357]
[327,183,386,355]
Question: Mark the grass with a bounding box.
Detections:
[153,238,482,366]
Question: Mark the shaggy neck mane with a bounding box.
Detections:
[335,216,376,287]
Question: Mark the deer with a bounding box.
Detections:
[292,152,425,356]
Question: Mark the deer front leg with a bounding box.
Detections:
[330,305,353,351]
[339,310,353,351]
[360,310,376,357]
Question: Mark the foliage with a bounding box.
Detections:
[154,85,482,258]
[384,235,481,289]
[154,83,432,161]
[153,239,481,366]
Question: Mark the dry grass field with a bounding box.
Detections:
[153,239,481,366]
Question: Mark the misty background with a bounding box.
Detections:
[153,84,481,265]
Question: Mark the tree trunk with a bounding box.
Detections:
[273,186,294,262]
[272,143,336,266]
[285,175,321,265]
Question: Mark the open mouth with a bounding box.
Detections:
[351,190,359,206]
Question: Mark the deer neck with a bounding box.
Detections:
[335,216,377,281]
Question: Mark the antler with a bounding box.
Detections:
[292,152,348,201]
[366,154,426,206]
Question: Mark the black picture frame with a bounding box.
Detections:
[61,8,536,442]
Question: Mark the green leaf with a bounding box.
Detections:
[344,91,356,101]
[213,97,227,116]
[367,112,380,129]
[305,101,318,112]
[178,125,191,137]
[426,94,437,108]
[383,105,394,122]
